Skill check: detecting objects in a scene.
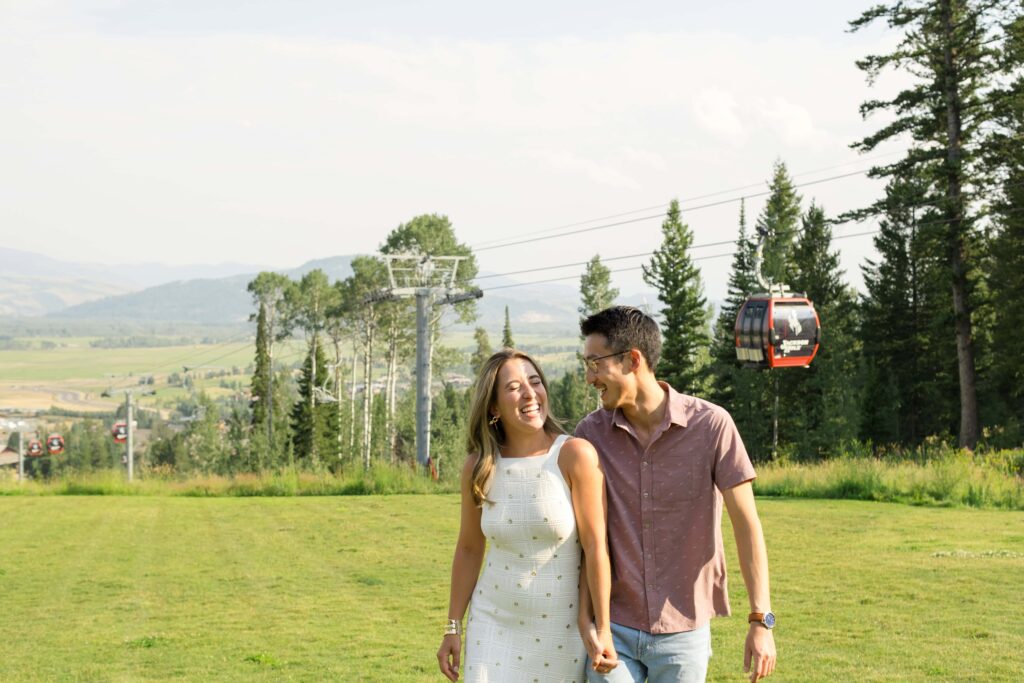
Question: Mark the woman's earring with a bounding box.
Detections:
[488,414,500,426]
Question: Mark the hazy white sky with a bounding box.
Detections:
[1,1,907,301]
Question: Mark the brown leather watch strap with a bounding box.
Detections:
[748,612,765,623]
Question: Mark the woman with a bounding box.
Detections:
[437,349,617,682]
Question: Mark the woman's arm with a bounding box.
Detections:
[437,456,487,682]
[561,438,617,672]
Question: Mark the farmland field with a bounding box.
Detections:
[0,330,580,414]
[0,496,1021,682]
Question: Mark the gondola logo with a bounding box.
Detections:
[787,309,803,336]
[781,339,810,354]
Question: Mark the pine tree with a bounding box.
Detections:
[247,271,290,454]
[579,255,619,320]
[712,166,803,461]
[502,306,515,348]
[643,199,710,395]
[470,327,493,378]
[284,270,338,466]
[860,178,959,445]
[986,10,1024,438]
[757,161,803,286]
[785,202,861,458]
[290,334,336,464]
[847,0,1023,448]
[251,304,271,427]
[709,200,757,406]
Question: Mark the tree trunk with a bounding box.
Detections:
[349,347,358,453]
[362,324,374,470]
[310,334,318,464]
[266,331,274,459]
[333,336,343,462]
[941,0,980,449]
[386,327,399,465]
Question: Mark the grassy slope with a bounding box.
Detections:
[0,497,1021,682]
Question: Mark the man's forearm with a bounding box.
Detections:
[734,513,771,611]
[723,483,771,612]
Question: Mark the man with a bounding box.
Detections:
[575,306,776,683]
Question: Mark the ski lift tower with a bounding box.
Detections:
[376,254,482,471]
[100,387,155,482]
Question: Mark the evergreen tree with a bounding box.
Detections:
[847,0,1023,448]
[247,271,290,452]
[430,383,472,480]
[709,200,757,406]
[284,269,339,466]
[757,161,803,286]
[564,253,620,425]
[986,11,1024,439]
[642,199,710,395]
[470,327,493,378]
[579,255,619,319]
[290,334,336,465]
[785,202,861,458]
[711,167,803,461]
[251,304,271,427]
[502,306,515,348]
[860,178,959,445]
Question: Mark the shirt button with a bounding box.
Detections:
[643,492,649,498]
[642,461,648,467]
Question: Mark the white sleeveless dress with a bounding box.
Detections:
[464,434,586,683]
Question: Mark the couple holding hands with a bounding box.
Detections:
[437,306,777,683]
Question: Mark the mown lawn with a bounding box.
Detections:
[0,496,1021,682]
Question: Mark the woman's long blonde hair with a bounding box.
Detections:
[467,348,564,506]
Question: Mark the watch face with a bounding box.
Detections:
[763,612,776,628]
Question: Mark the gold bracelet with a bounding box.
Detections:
[443,619,463,636]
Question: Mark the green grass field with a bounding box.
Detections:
[1,496,1022,682]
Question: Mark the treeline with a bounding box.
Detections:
[17,0,1022,479]
[611,0,1024,461]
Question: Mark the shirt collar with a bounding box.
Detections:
[610,381,689,432]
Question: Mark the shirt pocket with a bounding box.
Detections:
[652,455,706,506]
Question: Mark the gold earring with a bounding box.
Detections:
[488,415,500,426]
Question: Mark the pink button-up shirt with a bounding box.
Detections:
[575,383,756,634]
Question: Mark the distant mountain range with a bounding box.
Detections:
[53,256,358,324]
[1,248,660,334]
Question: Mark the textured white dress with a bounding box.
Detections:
[464,434,586,683]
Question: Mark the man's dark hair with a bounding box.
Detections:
[580,306,661,371]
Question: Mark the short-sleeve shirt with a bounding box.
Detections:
[574,382,756,634]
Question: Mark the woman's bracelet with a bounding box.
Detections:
[443,619,463,636]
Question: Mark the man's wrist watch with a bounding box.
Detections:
[748,611,776,629]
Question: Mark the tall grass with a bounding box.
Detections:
[0,463,459,497]
[755,449,1024,510]
[3,449,1021,509]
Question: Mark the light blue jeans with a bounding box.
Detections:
[586,621,712,683]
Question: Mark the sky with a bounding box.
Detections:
[0,1,908,303]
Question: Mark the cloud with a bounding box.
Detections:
[692,88,747,144]
[756,96,833,148]
[0,8,886,275]
[517,149,641,190]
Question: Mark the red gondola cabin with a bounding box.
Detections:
[112,422,128,444]
[735,295,820,369]
[27,440,44,457]
[46,433,65,455]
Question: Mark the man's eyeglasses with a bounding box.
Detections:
[582,350,629,373]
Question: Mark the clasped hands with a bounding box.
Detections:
[580,620,619,674]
